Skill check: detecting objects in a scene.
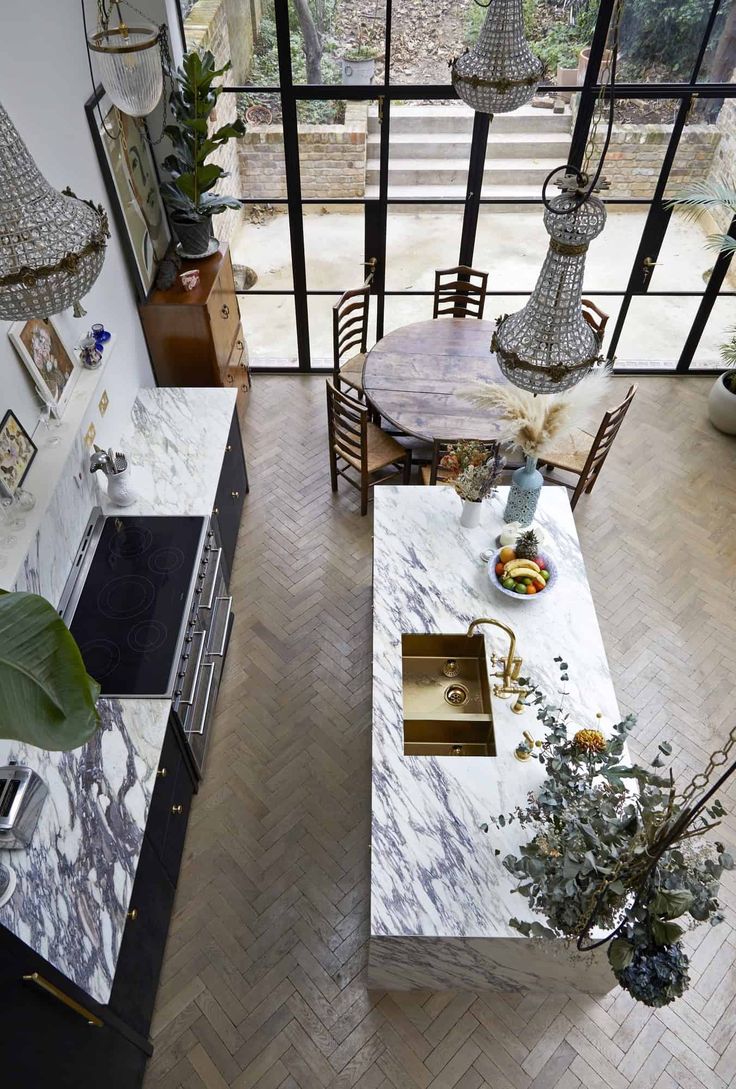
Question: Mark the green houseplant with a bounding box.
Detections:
[668,181,736,433]
[161,50,246,259]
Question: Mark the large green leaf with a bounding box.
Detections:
[0,591,100,751]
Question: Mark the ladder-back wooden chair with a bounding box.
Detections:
[326,381,411,516]
[333,284,370,397]
[432,266,488,320]
[420,438,500,486]
[542,384,637,509]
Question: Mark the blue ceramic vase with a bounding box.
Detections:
[504,455,543,526]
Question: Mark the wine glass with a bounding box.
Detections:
[38,402,62,446]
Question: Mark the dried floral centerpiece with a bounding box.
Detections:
[484,662,733,1007]
[439,442,505,528]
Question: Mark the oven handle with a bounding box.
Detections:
[178,630,206,706]
[210,596,233,657]
[200,548,222,611]
[186,662,215,736]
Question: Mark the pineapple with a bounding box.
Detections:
[515,530,539,561]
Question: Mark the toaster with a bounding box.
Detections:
[0,764,48,849]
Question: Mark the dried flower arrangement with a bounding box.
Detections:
[483,662,733,1008]
[439,441,505,502]
[462,367,611,459]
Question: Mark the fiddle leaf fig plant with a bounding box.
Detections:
[161,50,246,225]
[0,590,100,751]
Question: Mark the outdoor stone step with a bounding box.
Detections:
[364,182,546,209]
[365,130,571,160]
[367,103,571,135]
[366,156,561,187]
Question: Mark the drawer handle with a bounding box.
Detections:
[226,444,232,451]
[23,973,103,1027]
[221,304,230,319]
[236,339,244,350]
[127,908,138,922]
[226,374,233,385]
[171,804,183,815]
[213,506,219,515]
[231,490,239,499]
[157,767,167,778]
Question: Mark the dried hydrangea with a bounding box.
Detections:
[614,942,690,1008]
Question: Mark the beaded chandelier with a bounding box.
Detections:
[493,186,608,393]
[0,103,109,321]
[86,1,164,117]
[451,0,543,115]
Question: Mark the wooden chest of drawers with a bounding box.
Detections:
[140,247,250,417]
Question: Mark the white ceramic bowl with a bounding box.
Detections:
[488,549,557,601]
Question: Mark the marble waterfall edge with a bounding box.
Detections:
[369,485,620,993]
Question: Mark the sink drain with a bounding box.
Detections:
[444,683,469,707]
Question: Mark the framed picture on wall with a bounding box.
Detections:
[85,86,171,300]
[0,410,37,499]
[8,317,81,419]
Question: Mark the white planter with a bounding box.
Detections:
[341,57,375,85]
[556,65,578,102]
[459,498,483,528]
[707,372,736,434]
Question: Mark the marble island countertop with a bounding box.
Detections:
[370,486,620,991]
[1,387,237,1005]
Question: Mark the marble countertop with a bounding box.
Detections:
[371,486,620,941]
[2,387,237,1005]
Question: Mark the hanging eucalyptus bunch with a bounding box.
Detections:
[485,662,733,1007]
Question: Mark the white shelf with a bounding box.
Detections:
[0,334,118,584]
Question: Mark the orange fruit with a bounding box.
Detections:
[498,546,516,564]
[526,584,537,594]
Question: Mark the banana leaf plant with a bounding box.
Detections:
[0,590,100,751]
[161,50,246,226]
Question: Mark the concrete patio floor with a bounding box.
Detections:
[233,208,734,369]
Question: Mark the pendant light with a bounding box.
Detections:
[87,1,164,118]
[451,0,543,115]
[0,102,108,321]
[493,182,607,393]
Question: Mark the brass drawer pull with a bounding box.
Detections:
[231,490,239,499]
[236,339,244,351]
[226,374,233,385]
[23,973,103,1027]
[157,767,167,778]
[171,804,183,815]
[226,444,232,451]
[221,304,230,319]
[127,908,138,922]
[213,506,219,515]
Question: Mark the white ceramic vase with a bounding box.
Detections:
[707,373,736,435]
[460,498,482,528]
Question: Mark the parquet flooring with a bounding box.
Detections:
[143,374,736,1089]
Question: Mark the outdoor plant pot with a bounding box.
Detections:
[556,64,578,103]
[341,56,375,85]
[577,46,613,86]
[170,215,216,260]
[707,372,736,434]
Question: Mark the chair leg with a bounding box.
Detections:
[402,451,412,484]
[329,446,338,492]
[360,473,369,516]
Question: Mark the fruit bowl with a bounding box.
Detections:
[488,548,557,600]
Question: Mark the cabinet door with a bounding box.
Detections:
[213,409,248,574]
[207,252,241,367]
[0,935,147,1089]
[160,756,195,883]
[145,720,182,862]
[108,836,176,1037]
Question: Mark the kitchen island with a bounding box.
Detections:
[370,485,620,993]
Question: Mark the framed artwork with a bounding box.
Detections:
[85,86,171,300]
[8,316,81,419]
[0,411,37,499]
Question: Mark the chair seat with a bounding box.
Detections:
[341,421,408,473]
[339,353,366,393]
[420,465,455,486]
[542,428,594,474]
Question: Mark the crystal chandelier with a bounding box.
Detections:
[0,103,109,321]
[87,1,164,117]
[493,184,607,393]
[451,0,543,115]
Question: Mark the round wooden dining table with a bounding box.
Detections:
[362,318,506,441]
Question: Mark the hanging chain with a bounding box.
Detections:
[678,724,736,803]
[581,0,623,184]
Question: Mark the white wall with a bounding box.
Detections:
[0,0,164,447]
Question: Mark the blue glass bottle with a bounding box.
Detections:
[504,455,543,526]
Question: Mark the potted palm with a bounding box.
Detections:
[0,589,100,904]
[669,182,736,434]
[161,51,246,259]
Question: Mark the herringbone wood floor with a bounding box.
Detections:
[144,375,736,1089]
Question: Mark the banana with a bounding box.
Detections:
[504,559,540,575]
[503,565,540,580]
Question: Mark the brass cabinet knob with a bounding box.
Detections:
[156,767,167,778]
[226,444,232,451]
[213,507,219,515]
[221,303,230,318]
[127,908,138,922]
[231,491,239,499]
[236,339,244,350]
[226,374,233,384]
[171,804,183,815]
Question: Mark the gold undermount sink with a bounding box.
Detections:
[401,634,495,757]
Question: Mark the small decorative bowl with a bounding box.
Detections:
[488,549,558,601]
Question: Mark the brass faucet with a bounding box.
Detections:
[466,617,527,712]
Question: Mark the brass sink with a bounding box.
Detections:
[401,634,495,757]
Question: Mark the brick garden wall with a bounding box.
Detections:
[239,103,369,202]
[588,124,721,199]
